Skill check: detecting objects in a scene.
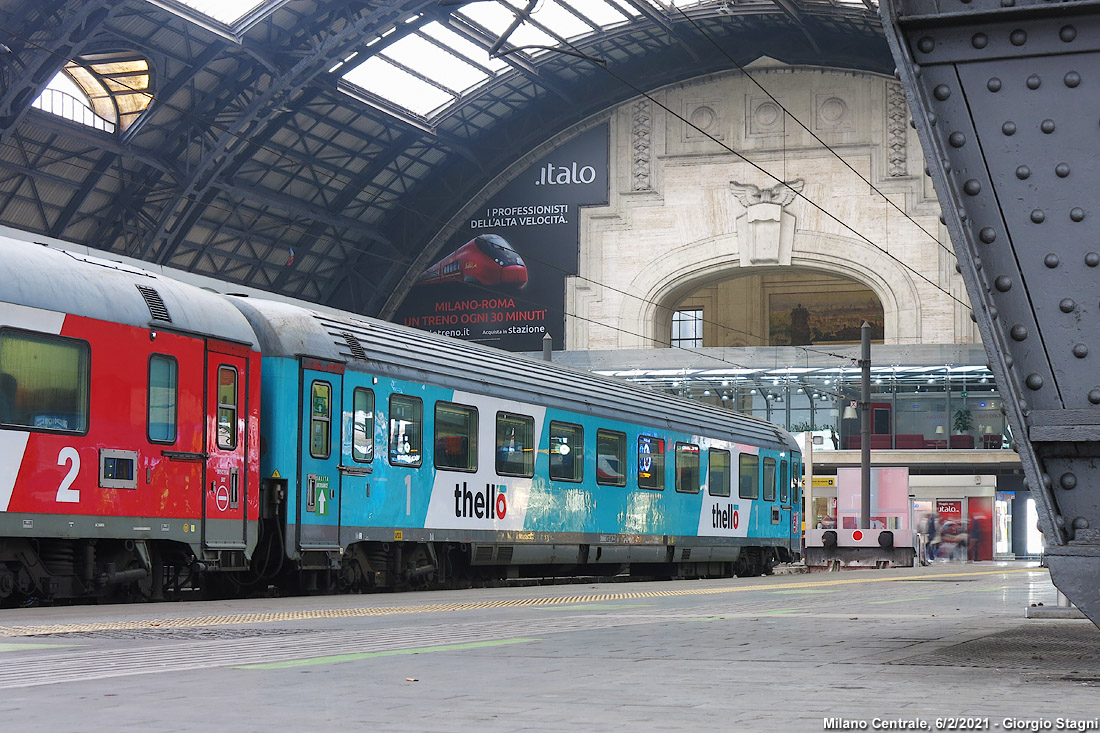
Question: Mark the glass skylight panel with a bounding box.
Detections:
[572,0,632,26]
[382,35,489,93]
[342,56,455,117]
[167,0,268,25]
[459,3,558,50]
[522,0,592,40]
[421,22,509,73]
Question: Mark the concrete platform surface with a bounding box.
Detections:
[1,562,1098,733]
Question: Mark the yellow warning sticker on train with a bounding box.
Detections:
[272,469,281,478]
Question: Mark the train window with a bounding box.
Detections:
[496,412,534,477]
[675,443,701,493]
[351,388,375,463]
[780,461,789,503]
[763,457,776,501]
[435,402,478,472]
[147,354,177,443]
[637,435,665,490]
[216,366,238,450]
[0,329,89,433]
[309,381,331,459]
[389,395,423,467]
[549,421,583,482]
[708,449,731,497]
[738,453,759,499]
[596,429,627,487]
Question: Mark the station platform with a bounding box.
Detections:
[2,562,1098,732]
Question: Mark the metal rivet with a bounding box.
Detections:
[1002,121,1016,135]
[1071,207,1086,222]
[1010,29,1027,46]
[1026,373,1044,390]
[939,214,946,225]
[1060,25,1077,42]
[988,77,1002,92]
[963,179,981,195]
[1016,166,1030,179]
[1060,298,1076,312]
[1065,71,1081,88]
[918,37,935,53]
[1056,163,1070,177]
[1061,473,1078,489]
[1010,325,1028,340]
[988,305,996,318]
[1031,209,1045,223]
[910,118,916,129]
[929,115,937,127]
[955,262,962,274]
[1073,517,1090,530]
[1041,119,1056,134]
[1005,356,1014,367]
[949,132,966,147]
[1073,343,1089,358]
[934,84,951,100]
[1044,253,1060,267]
[969,311,977,322]
[1027,75,1042,90]
[1089,388,1100,404]
[972,33,988,49]
[1086,252,1100,267]
[957,206,966,221]
[979,227,996,243]
[995,275,1012,291]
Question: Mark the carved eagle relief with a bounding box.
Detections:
[729,178,804,208]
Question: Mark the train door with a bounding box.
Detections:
[203,345,249,550]
[299,359,343,549]
[338,375,374,539]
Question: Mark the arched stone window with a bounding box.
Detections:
[32,52,152,134]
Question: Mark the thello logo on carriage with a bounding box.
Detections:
[713,503,739,530]
[454,482,507,520]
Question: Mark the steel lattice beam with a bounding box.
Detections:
[882,0,1100,626]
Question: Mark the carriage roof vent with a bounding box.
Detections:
[136,285,171,322]
[341,332,366,360]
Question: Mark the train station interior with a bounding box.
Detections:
[0,0,1029,559]
[8,4,1100,730]
[0,0,1035,561]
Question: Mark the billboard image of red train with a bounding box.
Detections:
[414,234,528,290]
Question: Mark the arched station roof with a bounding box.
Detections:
[0,0,889,317]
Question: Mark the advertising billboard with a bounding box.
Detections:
[393,124,609,351]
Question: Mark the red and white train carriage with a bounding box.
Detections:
[0,241,261,602]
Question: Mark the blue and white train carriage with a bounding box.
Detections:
[229,297,803,591]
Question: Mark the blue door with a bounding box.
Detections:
[299,361,343,549]
[338,374,375,543]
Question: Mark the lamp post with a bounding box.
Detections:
[859,321,871,530]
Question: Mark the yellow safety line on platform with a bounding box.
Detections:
[0,567,1042,638]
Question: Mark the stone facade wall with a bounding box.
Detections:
[568,59,977,350]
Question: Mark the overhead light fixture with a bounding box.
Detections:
[842,405,858,420]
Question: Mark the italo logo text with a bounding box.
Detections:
[454,482,507,520]
[535,161,597,186]
[713,503,740,530]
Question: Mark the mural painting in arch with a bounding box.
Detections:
[769,288,884,346]
[672,271,884,348]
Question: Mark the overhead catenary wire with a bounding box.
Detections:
[0,14,970,397]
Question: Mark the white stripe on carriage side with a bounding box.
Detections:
[0,431,29,512]
[0,302,66,334]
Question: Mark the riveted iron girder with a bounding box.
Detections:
[881,0,1100,626]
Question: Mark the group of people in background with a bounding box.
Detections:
[919,512,983,563]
